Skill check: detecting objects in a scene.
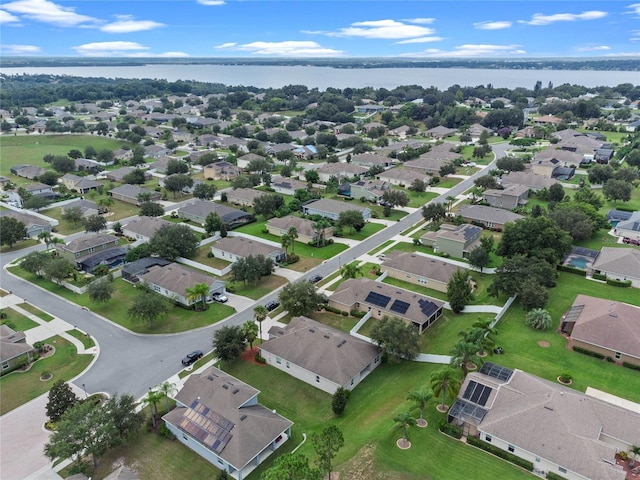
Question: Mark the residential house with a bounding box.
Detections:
[561,294,640,366]
[237,153,266,170]
[349,179,390,202]
[533,114,564,126]
[108,185,161,205]
[259,316,381,394]
[211,237,285,263]
[500,171,559,192]
[482,184,529,210]
[112,148,133,163]
[1,325,36,375]
[56,233,127,273]
[354,104,386,114]
[227,188,263,207]
[105,167,151,183]
[594,148,615,164]
[203,162,242,181]
[376,168,431,187]
[23,183,55,199]
[361,122,386,134]
[178,200,254,228]
[144,145,170,159]
[404,157,452,176]
[329,278,444,334]
[419,223,482,259]
[162,368,292,480]
[60,174,103,195]
[269,176,307,196]
[349,153,395,169]
[266,216,333,244]
[121,257,172,284]
[122,216,173,243]
[589,247,640,287]
[425,126,458,139]
[148,156,174,174]
[606,209,633,225]
[456,205,524,231]
[73,158,103,174]
[380,251,463,293]
[531,148,580,178]
[293,145,318,160]
[316,163,368,183]
[61,199,104,219]
[448,362,640,480]
[138,262,225,306]
[615,211,640,242]
[388,125,412,138]
[10,165,47,180]
[301,198,371,221]
[0,210,52,238]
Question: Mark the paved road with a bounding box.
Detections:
[0,144,504,399]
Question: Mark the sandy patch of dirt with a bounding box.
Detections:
[538,341,550,347]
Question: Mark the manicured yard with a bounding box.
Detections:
[574,228,634,251]
[338,221,385,241]
[437,177,463,188]
[0,134,126,177]
[308,310,359,333]
[42,197,140,235]
[368,240,394,255]
[66,329,96,349]
[6,269,236,334]
[404,189,439,208]
[225,274,289,301]
[0,336,93,415]
[0,238,39,253]
[1,307,39,331]
[193,245,233,270]
[17,302,55,321]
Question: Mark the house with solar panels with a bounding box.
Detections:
[259,316,382,394]
[328,278,443,334]
[448,362,640,480]
[163,368,293,480]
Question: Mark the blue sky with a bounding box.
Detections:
[1,0,639,58]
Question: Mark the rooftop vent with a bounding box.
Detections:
[240,414,247,421]
[222,383,229,390]
[232,388,239,394]
[323,334,330,339]
[309,328,315,333]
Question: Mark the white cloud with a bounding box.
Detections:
[2,44,41,54]
[0,9,20,23]
[215,40,342,56]
[72,41,149,56]
[518,10,607,26]
[403,17,435,24]
[155,51,190,57]
[603,51,640,57]
[405,44,526,58]
[576,45,611,52]
[396,36,444,44]
[2,0,97,26]
[197,0,225,5]
[324,19,436,39]
[631,30,640,41]
[625,3,640,16]
[474,20,512,30]
[100,15,164,33]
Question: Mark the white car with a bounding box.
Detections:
[212,292,228,303]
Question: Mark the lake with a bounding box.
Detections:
[2,65,638,90]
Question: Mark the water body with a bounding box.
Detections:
[2,65,638,90]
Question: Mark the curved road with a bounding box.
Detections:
[1,146,505,399]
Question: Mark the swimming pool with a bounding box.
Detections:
[568,257,589,269]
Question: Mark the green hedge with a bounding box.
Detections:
[557,265,587,276]
[572,345,605,360]
[350,310,367,318]
[606,278,632,287]
[324,305,343,315]
[546,472,569,480]
[592,272,607,281]
[466,436,534,471]
[623,361,640,372]
[438,419,462,439]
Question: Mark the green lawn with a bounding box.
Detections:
[6,269,236,334]
[0,336,93,415]
[437,177,463,188]
[0,134,127,177]
[339,221,386,241]
[308,310,359,333]
[225,274,289,301]
[223,359,533,480]
[404,189,439,208]
[192,245,233,270]
[42,197,141,235]
[1,308,39,331]
[18,302,55,321]
[368,240,394,255]
[574,228,635,251]
[66,329,96,349]
[0,238,39,253]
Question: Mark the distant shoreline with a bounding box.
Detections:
[2,57,639,71]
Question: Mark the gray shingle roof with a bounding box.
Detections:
[381,251,462,284]
[457,205,524,225]
[212,236,283,259]
[140,262,222,296]
[592,247,640,279]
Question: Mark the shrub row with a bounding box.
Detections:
[546,472,569,480]
[623,361,640,372]
[592,272,607,281]
[324,305,343,315]
[556,265,587,276]
[466,436,534,471]
[438,419,462,439]
[572,345,605,360]
[606,278,632,288]
[350,310,367,318]
[255,353,266,364]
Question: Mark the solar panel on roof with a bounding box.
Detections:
[478,387,491,406]
[462,381,477,400]
[390,299,410,315]
[365,291,391,308]
[479,362,513,381]
[418,298,437,317]
[177,401,235,454]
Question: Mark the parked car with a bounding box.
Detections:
[212,292,228,303]
[181,350,203,366]
[309,274,323,284]
[265,300,280,312]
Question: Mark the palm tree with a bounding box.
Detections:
[446,195,456,213]
[185,283,210,311]
[313,218,331,247]
[242,320,259,352]
[407,386,434,423]
[253,305,268,340]
[340,262,362,279]
[98,196,114,213]
[525,308,552,331]
[450,340,483,378]
[281,233,291,257]
[158,381,178,413]
[393,411,416,444]
[430,367,461,412]
[142,388,164,428]
[287,226,298,255]
[471,319,498,356]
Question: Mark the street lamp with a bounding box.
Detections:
[82,383,87,399]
